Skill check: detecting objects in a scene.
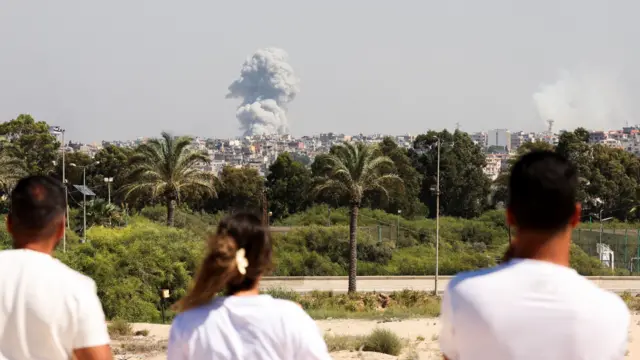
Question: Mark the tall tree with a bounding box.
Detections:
[313,142,402,292]
[91,145,134,204]
[210,166,265,214]
[0,114,59,175]
[412,130,491,218]
[266,153,312,219]
[0,151,27,193]
[122,132,215,226]
[363,137,426,217]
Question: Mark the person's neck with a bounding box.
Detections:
[15,239,54,255]
[232,287,260,297]
[512,230,571,267]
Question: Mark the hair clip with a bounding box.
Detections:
[236,248,249,275]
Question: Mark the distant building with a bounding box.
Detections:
[487,129,511,152]
[471,132,488,148]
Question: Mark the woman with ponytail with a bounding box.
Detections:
[167,213,330,360]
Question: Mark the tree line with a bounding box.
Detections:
[2,114,636,294]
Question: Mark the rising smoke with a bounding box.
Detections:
[533,67,631,131]
[226,48,300,136]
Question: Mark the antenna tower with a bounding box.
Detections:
[547,119,554,135]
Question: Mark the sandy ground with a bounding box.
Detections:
[115,315,640,359]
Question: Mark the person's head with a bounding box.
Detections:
[7,176,67,251]
[507,150,581,240]
[176,212,272,312]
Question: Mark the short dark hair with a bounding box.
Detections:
[10,176,66,237]
[508,150,578,232]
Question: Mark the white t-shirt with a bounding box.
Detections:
[0,249,110,360]
[440,258,630,360]
[167,294,331,360]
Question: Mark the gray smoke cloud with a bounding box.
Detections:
[226,48,300,136]
[533,66,631,131]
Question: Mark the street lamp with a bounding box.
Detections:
[268,211,273,225]
[104,177,114,204]
[432,136,441,295]
[397,209,402,241]
[70,161,100,243]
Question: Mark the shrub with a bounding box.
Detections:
[323,334,366,352]
[363,328,403,356]
[108,318,133,337]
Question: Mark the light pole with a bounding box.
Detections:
[397,209,402,241]
[104,177,113,204]
[268,211,273,225]
[60,128,68,252]
[435,136,441,295]
[70,161,99,243]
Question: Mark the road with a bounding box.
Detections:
[260,275,640,294]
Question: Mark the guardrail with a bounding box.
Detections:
[259,276,640,294]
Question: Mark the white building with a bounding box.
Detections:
[471,132,488,148]
[483,154,503,181]
[487,129,511,152]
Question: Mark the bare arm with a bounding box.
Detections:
[73,345,113,360]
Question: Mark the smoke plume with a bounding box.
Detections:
[227,48,300,136]
[533,67,631,131]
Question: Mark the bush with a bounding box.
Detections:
[363,328,403,356]
[323,334,366,352]
[108,318,133,337]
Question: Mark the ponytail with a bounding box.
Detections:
[175,235,241,312]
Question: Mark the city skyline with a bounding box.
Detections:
[2,1,640,142]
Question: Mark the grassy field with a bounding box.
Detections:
[265,289,640,320]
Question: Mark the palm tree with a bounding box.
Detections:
[122,132,215,226]
[313,142,402,292]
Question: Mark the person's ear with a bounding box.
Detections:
[569,203,582,228]
[506,208,515,227]
[55,216,65,242]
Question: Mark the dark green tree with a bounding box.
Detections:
[411,130,491,218]
[266,153,312,219]
[211,166,265,214]
[362,137,426,217]
[0,114,59,175]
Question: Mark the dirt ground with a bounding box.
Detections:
[112,315,639,359]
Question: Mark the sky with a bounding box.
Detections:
[1,0,640,142]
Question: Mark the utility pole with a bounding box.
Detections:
[61,128,67,253]
[83,166,87,243]
[262,189,268,226]
[397,209,402,241]
[434,137,441,295]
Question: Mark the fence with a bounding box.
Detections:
[572,228,640,273]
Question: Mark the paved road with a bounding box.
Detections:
[260,276,640,294]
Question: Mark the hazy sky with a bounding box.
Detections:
[1,0,639,142]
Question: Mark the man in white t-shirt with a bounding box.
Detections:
[440,151,630,360]
[0,176,112,360]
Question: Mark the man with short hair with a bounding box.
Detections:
[0,176,112,360]
[440,151,630,360]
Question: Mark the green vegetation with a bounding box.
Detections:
[363,329,404,356]
[2,115,640,322]
[324,329,403,356]
[108,318,133,337]
[264,288,440,320]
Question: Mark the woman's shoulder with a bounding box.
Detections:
[268,297,313,320]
